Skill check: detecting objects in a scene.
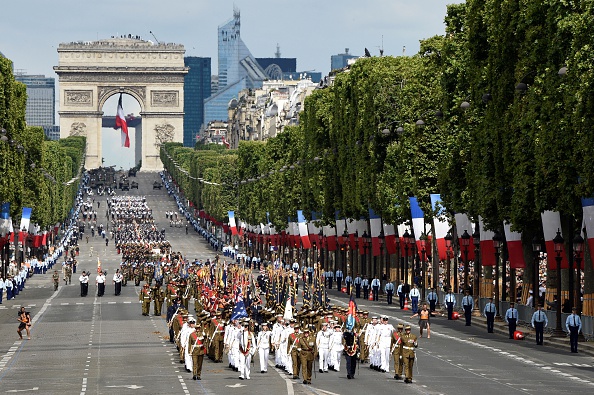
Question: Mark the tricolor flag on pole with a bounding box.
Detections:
[115,93,130,148]
[382,223,397,255]
[297,210,312,249]
[503,222,525,268]
[19,207,32,232]
[430,194,449,261]
[397,223,409,256]
[369,208,382,257]
[228,211,237,235]
[541,210,568,269]
[409,197,425,252]
[479,216,496,266]
[455,213,475,261]
[582,198,594,268]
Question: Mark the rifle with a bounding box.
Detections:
[390,336,401,354]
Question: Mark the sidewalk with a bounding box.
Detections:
[322,285,594,357]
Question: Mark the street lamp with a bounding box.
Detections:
[552,229,565,337]
[531,235,542,308]
[492,230,504,318]
[444,231,453,291]
[460,230,471,291]
[572,233,584,313]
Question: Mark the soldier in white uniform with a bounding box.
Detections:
[271,314,284,368]
[329,324,344,371]
[182,317,196,373]
[237,321,256,380]
[257,322,272,373]
[366,316,380,370]
[377,316,394,373]
[316,322,331,372]
[282,320,296,375]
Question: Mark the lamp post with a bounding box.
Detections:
[444,231,453,291]
[419,232,428,300]
[552,229,565,337]
[572,234,584,313]
[460,230,471,291]
[531,236,542,308]
[403,229,412,286]
[492,230,504,318]
[473,228,481,315]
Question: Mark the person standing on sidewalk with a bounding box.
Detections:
[409,284,420,313]
[335,268,343,291]
[0,275,4,304]
[505,302,518,339]
[354,274,362,298]
[371,276,380,301]
[444,290,456,320]
[565,307,582,353]
[384,280,395,305]
[397,282,405,309]
[531,304,548,345]
[462,290,474,326]
[362,276,370,300]
[484,297,496,333]
[427,288,438,314]
[345,273,352,295]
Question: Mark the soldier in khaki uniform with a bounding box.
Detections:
[151,284,165,316]
[288,326,301,379]
[188,321,207,380]
[139,283,152,316]
[52,270,60,291]
[298,325,316,385]
[401,325,418,383]
[392,323,404,380]
[358,312,370,363]
[64,264,72,285]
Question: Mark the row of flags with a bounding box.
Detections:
[0,204,54,248]
[224,195,594,269]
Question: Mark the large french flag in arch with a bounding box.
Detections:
[228,211,238,235]
[297,211,311,249]
[503,222,525,268]
[115,93,130,148]
[430,194,449,261]
[369,209,382,257]
[409,197,425,253]
[582,198,594,268]
[454,213,475,261]
[479,216,496,266]
[382,223,397,255]
[541,210,568,269]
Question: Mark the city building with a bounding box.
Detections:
[184,57,211,147]
[204,8,268,126]
[14,72,57,139]
[331,48,358,71]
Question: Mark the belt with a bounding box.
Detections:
[403,346,415,350]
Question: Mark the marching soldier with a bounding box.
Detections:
[188,320,207,380]
[257,322,272,373]
[401,325,418,383]
[52,270,60,291]
[392,323,404,380]
[298,325,316,385]
[151,284,165,316]
[343,329,359,379]
[139,283,152,316]
[64,263,72,285]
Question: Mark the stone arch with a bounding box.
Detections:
[54,37,188,171]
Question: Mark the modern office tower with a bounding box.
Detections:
[184,57,211,147]
[331,48,358,71]
[14,72,56,138]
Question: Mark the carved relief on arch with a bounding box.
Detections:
[69,122,87,137]
[154,123,175,148]
[97,86,146,109]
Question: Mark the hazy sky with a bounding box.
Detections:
[1,0,463,167]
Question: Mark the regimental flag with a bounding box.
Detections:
[297,210,312,249]
[230,290,248,321]
[455,213,475,261]
[228,211,238,235]
[369,209,382,257]
[503,222,526,269]
[479,216,496,266]
[382,223,397,255]
[582,198,594,268]
[115,93,130,148]
[346,292,357,331]
[541,210,568,269]
[19,207,32,233]
[0,203,10,236]
[430,194,449,261]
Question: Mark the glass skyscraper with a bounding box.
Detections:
[204,9,267,125]
[14,73,56,129]
[184,57,211,147]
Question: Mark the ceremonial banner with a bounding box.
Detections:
[479,216,496,266]
[454,213,475,261]
[382,223,397,255]
[369,209,382,257]
[541,210,568,269]
[297,210,311,249]
[430,194,449,261]
[503,222,526,269]
[228,211,238,235]
[582,198,594,268]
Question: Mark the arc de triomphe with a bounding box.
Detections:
[54,37,187,171]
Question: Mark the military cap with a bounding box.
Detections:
[397,323,404,329]
[405,325,411,330]
[301,324,310,332]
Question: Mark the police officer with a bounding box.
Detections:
[335,268,343,291]
[462,290,474,326]
[505,302,519,339]
[565,307,582,353]
[354,274,362,298]
[384,280,395,305]
[371,276,380,301]
[531,304,548,345]
[484,297,496,333]
[362,276,370,300]
[444,290,456,320]
[345,273,353,295]
[427,287,438,314]
[397,282,405,309]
